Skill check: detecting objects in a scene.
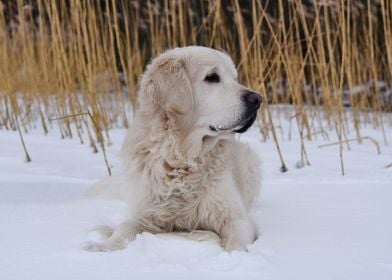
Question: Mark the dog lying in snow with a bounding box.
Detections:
[84,46,262,252]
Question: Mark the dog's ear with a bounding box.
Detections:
[140,52,193,116]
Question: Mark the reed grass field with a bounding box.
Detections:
[0,0,391,174]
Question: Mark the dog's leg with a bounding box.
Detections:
[83,220,139,252]
[201,176,258,251]
[221,217,257,251]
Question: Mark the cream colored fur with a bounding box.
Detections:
[84,46,261,252]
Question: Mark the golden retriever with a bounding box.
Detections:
[84,46,262,252]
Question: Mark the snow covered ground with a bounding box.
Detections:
[1,113,391,280]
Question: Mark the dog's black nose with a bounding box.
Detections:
[242,91,262,107]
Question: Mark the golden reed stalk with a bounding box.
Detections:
[0,1,391,173]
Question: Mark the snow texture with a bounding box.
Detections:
[1,114,391,280]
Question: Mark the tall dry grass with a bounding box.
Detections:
[0,0,391,174]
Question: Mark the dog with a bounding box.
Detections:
[84,46,262,252]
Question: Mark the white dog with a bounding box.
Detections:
[84,46,262,252]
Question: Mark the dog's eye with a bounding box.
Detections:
[204,73,220,83]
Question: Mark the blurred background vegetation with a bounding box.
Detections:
[0,0,391,168]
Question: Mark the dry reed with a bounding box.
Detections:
[0,0,391,174]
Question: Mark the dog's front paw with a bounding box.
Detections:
[221,218,257,252]
[223,239,248,252]
[82,239,127,252]
[82,241,107,252]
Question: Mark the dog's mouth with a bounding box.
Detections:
[234,112,258,133]
[209,111,258,134]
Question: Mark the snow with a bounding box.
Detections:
[1,111,392,280]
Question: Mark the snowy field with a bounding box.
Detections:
[1,112,391,280]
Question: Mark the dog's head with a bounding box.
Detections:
[138,46,262,138]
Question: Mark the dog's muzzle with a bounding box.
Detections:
[209,91,262,134]
[232,91,262,133]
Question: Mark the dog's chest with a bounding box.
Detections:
[148,144,231,230]
[150,166,213,229]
